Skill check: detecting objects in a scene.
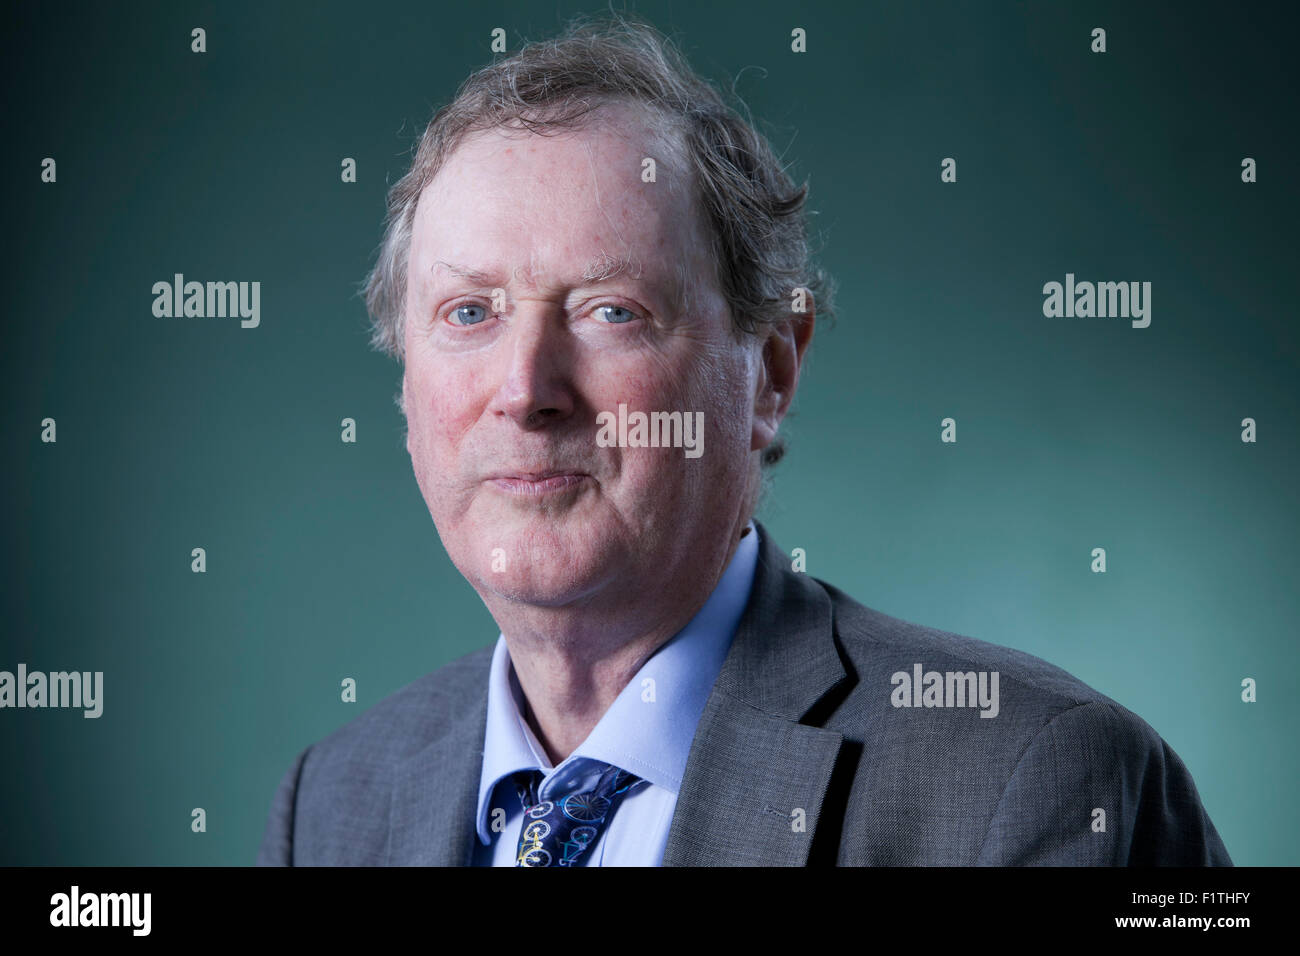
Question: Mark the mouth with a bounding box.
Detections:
[485,469,592,497]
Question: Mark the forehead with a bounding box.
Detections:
[408,104,705,288]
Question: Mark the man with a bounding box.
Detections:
[257,15,1230,866]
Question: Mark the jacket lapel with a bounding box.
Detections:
[383,522,847,866]
[385,678,489,866]
[662,522,848,865]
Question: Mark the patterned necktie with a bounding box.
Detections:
[512,763,640,867]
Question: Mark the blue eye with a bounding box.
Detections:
[595,305,637,324]
[449,304,488,326]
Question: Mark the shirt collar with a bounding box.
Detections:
[474,522,761,844]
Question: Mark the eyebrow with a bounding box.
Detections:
[431,251,645,288]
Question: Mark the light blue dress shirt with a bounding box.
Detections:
[472,522,760,866]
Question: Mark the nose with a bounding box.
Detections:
[489,304,575,429]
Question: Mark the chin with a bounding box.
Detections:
[479,569,601,608]
[445,506,620,590]
[481,535,613,602]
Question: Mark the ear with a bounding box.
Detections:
[751,300,815,454]
[398,375,412,454]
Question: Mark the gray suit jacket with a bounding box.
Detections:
[257,520,1231,865]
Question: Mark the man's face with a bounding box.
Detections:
[402,103,760,609]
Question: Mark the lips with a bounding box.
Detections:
[487,469,589,482]
[486,468,592,495]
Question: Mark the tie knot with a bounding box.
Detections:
[511,762,641,866]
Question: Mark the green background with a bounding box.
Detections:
[3,0,1296,865]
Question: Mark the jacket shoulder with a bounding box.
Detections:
[805,577,1230,864]
[256,644,493,865]
[304,644,493,765]
[816,576,1111,712]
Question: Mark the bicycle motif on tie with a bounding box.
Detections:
[512,766,640,866]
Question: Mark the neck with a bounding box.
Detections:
[495,518,750,765]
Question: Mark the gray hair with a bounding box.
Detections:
[361,11,836,477]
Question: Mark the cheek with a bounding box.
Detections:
[409,364,476,438]
[607,348,752,484]
[404,372,480,504]
[686,346,752,439]
[619,336,723,407]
